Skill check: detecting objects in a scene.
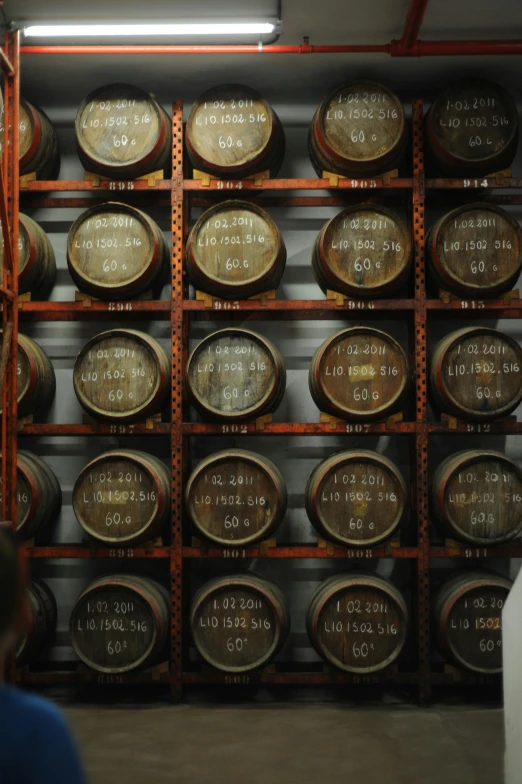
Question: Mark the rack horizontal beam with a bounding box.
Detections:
[183,422,417,435]
[430,545,522,558]
[19,177,413,195]
[16,175,522,196]
[18,301,170,321]
[430,671,500,686]
[184,177,413,191]
[20,179,171,192]
[427,299,522,317]
[182,670,418,685]
[12,298,522,320]
[183,545,418,559]
[429,421,522,434]
[426,177,522,189]
[17,422,170,436]
[23,544,522,560]
[184,299,414,318]
[17,669,170,685]
[17,668,497,688]
[25,546,169,559]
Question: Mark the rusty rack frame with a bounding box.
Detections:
[1,30,519,700]
[0,33,19,533]
[0,30,19,684]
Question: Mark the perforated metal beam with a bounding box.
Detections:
[170,101,184,702]
[412,99,430,704]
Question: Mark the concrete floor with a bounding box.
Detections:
[63,703,504,784]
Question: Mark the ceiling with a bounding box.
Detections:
[7,0,522,41]
[5,0,277,22]
[4,0,522,109]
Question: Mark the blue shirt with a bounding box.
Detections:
[0,686,85,784]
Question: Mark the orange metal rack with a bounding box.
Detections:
[1,18,521,700]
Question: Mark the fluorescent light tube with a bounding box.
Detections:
[23,23,276,38]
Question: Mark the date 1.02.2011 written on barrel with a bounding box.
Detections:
[443,346,520,409]
[70,577,169,674]
[307,575,408,673]
[309,329,409,422]
[187,329,285,421]
[73,450,171,546]
[435,577,511,673]
[191,576,289,673]
[432,328,522,421]
[306,451,406,547]
[186,450,286,546]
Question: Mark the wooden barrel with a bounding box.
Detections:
[306,450,407,546]
[73,329,169,423]
[186,84,285,179]
[430,327,522,421]
[309,327,409,421]
[190,573,290,672]
[0,451,61,541]
[17,578,57,664]
[186,449,287,546]
[0,332,56,418]
[67,202,168,300]
[75,83,171,180]
[185,200,286,299]
[70,574,170,673]
[19,214,57,299]
[73,450,170,545]
[19,98,60,180]
[312,204,412,297]
[427,203,522,298]
[309,81,408,178]
[0,213,57,300]
[425,80,519,176]
[307,573,408,673]
[186,328,286,421]
[434,571,512,673]
[432,450,522,546]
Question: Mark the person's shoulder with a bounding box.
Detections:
[1,686,68,729]
[1,687,86,783]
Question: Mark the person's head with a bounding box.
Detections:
[0,528,26,652]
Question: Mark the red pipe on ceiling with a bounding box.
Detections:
[402,39,522,56]
[19,40,522,56]
[395,0,431,52]
[19,44,391,55]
